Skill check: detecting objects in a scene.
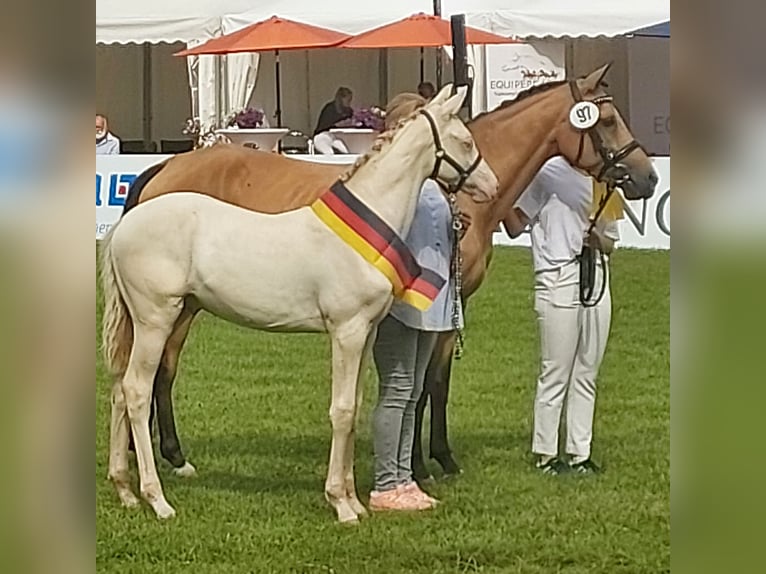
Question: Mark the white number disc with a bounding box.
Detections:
[569,101,600,130]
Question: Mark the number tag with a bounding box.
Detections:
[569,101,600,130]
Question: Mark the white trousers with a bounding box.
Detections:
[313,132,349,155]
[532,259,612,459]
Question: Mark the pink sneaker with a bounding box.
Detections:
[400,482,440,507]
[369,488,431,512]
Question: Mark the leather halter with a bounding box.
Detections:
[420,109,483,195]
[568,80,643,184]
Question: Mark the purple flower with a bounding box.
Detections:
[351,108,385,131]
[228,108,265,128]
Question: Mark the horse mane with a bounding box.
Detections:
[338,107,424,183]
[470,79,568,123]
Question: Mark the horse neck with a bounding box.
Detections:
[343,117,434,235]
[463,90,569,234]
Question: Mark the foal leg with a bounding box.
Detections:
[343,328,377,518]
[428,332,462,476]
[325,326,368,524]
[108,380,140,508]
[412,375,431,482]
[155,307,198,477]
[124,321,179,519]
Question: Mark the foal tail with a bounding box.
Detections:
[100,226,133,379]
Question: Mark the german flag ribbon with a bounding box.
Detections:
[311,181,446,311]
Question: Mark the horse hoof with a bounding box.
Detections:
[153,500,177,520]
[432,453,462,477]
[172,462,197,478]
[118,491,141,509]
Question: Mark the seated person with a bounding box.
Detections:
[313,87,353,154]
[96,113,120,155]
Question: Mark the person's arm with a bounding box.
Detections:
[589,219,619,254]
[502,207,529,239]
[106,137,120,155]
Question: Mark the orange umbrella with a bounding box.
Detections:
[340,13,517,83]
[175,16,351,126]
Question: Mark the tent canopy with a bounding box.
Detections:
[629,20,670,38]
[97,0,670,44]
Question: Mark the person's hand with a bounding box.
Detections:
[586,228,615,254]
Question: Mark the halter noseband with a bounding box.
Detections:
[419,109,483,195]
[568,81,642,184]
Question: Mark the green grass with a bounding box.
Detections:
[96,246,670,574]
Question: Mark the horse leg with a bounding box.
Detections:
[124,319,180,519]
[154,306,198,476]
[108,379,140,508]
[326,325,369,524]
[343,327,377,518]
[428,332,462,476]
[412,376,432,482]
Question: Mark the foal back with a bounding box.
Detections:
[112,192,393,333]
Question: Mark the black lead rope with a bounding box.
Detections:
[578,183,616,307]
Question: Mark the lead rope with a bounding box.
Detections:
[580,182,615,307]
[449,193,465,359]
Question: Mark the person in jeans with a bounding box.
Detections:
[503,156,622,475]
[369,93,467,511]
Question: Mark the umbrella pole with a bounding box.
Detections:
[420,47,425,84]
[275,49,282,128]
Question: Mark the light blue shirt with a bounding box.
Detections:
[96,133,120,155]
[389,180,464,332]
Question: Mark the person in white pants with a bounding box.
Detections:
[503,156,622,475]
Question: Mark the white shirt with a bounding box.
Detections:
[515,156,618,273]
[96,132,120,155]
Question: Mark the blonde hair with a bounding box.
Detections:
[385,93,427,130]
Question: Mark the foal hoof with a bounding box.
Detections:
[172,462,197,478]
[152,500,177,520]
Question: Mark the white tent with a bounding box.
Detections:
[96,1,668,143]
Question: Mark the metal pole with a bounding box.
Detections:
[419,47,425,84]
[433,0,443,88]
[142,42,152,149]
[275,50,282,127]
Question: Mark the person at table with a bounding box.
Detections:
[96,113,120,155]
[313,86,353,154]
[417,82,436,100]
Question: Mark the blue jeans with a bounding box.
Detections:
[372,316,437,492]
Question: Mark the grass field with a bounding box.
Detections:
[96,246,670,574]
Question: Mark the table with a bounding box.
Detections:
[328,128,378,154]
[214,128,290,151]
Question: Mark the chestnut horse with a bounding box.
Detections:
[123,64,657,480]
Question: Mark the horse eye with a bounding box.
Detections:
[602,117,617,127]
[462,139,473,150]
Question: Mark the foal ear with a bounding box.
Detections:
[429,83,453,106]
[581,63,612,93]
[440,85,467,117]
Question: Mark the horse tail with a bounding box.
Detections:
[122,160,167,215]
[100,226,133,379]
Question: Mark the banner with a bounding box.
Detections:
[97,155,669,249]
[96,155,171,239]
[628,37,670,155]
[492,157,670,250]
[484,42,565,111]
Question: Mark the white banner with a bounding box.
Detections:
[96,155,171,239]
[484,42,565,111]
[493,157,670,250]
[628,37,670,155]
[97,155,669,249]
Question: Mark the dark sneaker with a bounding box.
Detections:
[535,457,569,475]
[569,459,601,474]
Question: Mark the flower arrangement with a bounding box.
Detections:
[351,107,385,131]
[183,118,229,149]
[227,107,265,129]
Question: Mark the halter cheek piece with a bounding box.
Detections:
[419,109,483,195]
[568,81,643,184]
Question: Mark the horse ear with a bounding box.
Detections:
[439,85,468,117]
[429,83,453,106]
[580,63,612,93]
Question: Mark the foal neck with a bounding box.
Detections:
[341,116,435,236]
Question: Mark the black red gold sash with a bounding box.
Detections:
[311,181,446,311]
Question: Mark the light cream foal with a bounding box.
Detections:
[101,85,498,523]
